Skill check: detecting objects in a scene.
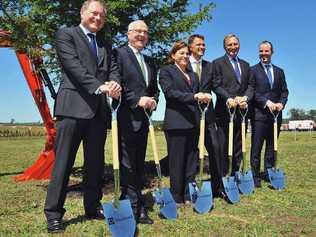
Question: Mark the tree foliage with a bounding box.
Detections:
[288,108,316,121]
[0,0,215,81]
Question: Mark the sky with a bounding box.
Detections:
[0,0,316,122]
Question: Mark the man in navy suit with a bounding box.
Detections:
[44,0,121,233]
[188,34,228,197]
[212,34,254,176]
[250,40,289,187]
[115,20,159,224]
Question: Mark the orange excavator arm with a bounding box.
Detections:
[1,29,55,181]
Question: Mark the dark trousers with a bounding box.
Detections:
[218,118,243,175]
[44,115,107,221]
[204,123,225,193]
[165,129,198,203]
[250,119,281,180]
[119,125,148,209]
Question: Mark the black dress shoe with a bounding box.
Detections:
[85,206,105,220]
[47,219,64,233]
[138,208,153,225]
[254,179,262,188]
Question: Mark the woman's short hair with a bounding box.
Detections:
[168,41,188,64]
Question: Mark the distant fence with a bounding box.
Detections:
[0,125,46,137]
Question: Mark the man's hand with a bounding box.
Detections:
[138,96,156,111]
[275,103,284,111]
[100,81,122,99]
[235,96,248,109]
[266,100,276,112]
[226,97,237,108]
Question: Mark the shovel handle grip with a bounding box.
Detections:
[274,121,278,151]
[199,118,205,159]
[111,120,119,170]
[149,125,160,165]
[228,121,234,156]
[241,122,246,153]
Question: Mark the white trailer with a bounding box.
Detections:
[288,120,315,130]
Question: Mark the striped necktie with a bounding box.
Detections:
[265,64,273,88]
[232,57,241,82]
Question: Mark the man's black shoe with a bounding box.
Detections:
[85,206,105,220]
[47,219,64,233]
[254,179,262,188]
[138,209,153,225]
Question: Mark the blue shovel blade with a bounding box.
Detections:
[268,168,286,190]
[102,199,136,237]
[153,188,177,220]
[188,181,213,214]
[235,170,255,195]
[222,176,240,204]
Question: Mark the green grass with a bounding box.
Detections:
[0,131,316,237]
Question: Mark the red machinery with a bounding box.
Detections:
[0,29,55,181]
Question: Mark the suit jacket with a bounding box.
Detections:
[159,64,200,130]
[212,55,254,121]
[250,63,289,121]
[191,59,230,125]
[54,26,120,119]
[115,46,159,132]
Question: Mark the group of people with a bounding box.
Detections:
[43,0,289,233]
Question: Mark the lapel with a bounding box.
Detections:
[224,55,240,84]
[173,65,194,91]
[126,46,147,86]
[75,26,101,66]
[96,34,105,66]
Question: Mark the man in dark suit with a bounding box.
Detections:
[188,34,228,197]
[250,40,289,187]
[212,33,254,176]
[44,0,121,233]
[115,20,159,224]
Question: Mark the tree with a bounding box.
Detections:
[0,0,215,82]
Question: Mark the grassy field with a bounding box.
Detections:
[0,131,315,237]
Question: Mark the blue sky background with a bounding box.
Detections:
[0,0,315,122]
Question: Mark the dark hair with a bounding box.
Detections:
[223,33,239,49]
[259,40,274,53]
[188,34,205,45]
[168,41,188,64]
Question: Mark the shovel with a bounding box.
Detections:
[267,110,286,190]
[103,96,136,237]
[235,107,255,195]
[222,106,240,204]
[188,102,213,214]
[144,109,177,220]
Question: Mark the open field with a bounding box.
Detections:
[0,131,315,237]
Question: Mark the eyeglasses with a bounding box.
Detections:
[130,29,148,35]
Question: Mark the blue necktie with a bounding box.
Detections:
[265,64,273,88]
[232,57,241,82]
[87,33,98,62]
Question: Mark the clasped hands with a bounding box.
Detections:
[194,92,212,104]
[99,81,121,99]
[227,96,248,109]
[266,100,283,112]
[138,96,157,111]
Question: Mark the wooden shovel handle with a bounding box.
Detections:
[149,125,160,165]
[274,121,278,151]
[241,122,246,153]
[199,118,205,159]
[228,121,234,156]
[111,120,119,170]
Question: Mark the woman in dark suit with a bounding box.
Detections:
[159,41,211,205]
